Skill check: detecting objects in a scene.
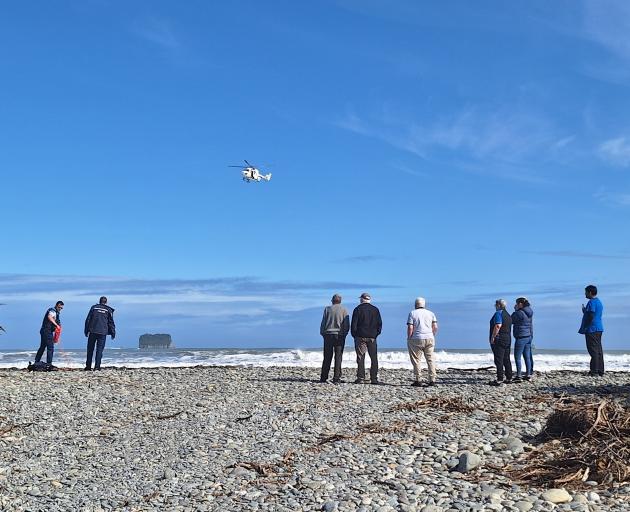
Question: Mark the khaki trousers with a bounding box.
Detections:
[407,338,436,383]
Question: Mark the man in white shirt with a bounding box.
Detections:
[407,297,438,387]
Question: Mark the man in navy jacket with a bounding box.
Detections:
[84,296,116,371]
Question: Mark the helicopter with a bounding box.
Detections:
[229,160,272,183]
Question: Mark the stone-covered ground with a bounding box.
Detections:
[0,367,628,511]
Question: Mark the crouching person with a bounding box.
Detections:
[319,294,349,383]
[407,297,438,387]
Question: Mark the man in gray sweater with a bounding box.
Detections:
[319,294,350,383]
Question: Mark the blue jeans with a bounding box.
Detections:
[86,333,107,369]
[514,336,533,377]
[35,329,55,364]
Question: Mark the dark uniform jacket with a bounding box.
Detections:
[84,304,116,338]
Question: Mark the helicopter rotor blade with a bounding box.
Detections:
[244,159,254,167]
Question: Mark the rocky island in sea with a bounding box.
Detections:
[139,333,174,349]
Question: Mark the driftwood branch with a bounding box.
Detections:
[155,410,185,420]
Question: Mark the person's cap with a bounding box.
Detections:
[359,292,371,300]
[415,297,426,308]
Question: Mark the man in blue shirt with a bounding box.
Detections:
[579,285,604,376]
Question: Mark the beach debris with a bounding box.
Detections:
[155,410,185,420]
[235,413,253,422]
[317,433,351,446]
[388,396,475,413]
[510,398,630,487]
[227,449,296,483]
[0,422,33,436]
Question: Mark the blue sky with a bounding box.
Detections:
[1,0,630,350]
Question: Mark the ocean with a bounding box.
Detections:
[1,347,629,371]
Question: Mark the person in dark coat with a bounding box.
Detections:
[351,292,382,384]
[84,296,116,371]
[489,299,512,386]
[511,297,534,382]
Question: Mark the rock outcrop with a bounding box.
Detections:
[139,333,173,349]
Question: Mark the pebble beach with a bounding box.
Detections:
[1,366,629,512]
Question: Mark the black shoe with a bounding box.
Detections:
[512,377,522,383]
[332,379,344,384]
[489,380,503,386]
[84,367,92,371]
[354,379,365,384]
[370,381,380,385]
[319,379,328,383]
[504,379,513,384]
[523,375,531,381]
[426,381,436,387]
[411,381,422,387]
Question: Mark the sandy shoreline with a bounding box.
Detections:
[1,367,629,511]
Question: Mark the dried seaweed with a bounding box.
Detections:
[229,449,296,483]
[388,396,475,413]
[511,399,630,488]
[317,433,352,445]
[0,422,33,436]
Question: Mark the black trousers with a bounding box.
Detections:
[585,331,604,375]
[491,339,512,381]
[355,337,378,382]
[320,334,345,382]
[86,333,107,369]
[35,329,55,364]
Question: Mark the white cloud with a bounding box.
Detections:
[594,189,630,206]
[132,17,180,49]
[335,105,561,169]
[583,0,630,62]
[598,136,630,167]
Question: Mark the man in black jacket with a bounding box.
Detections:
[351,292,383,384]
[84,296,116,371]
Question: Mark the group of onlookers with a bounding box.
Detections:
[488,297,534,386]
[319,284,605,386]
[319,292,438,386]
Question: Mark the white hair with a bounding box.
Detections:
[415,297,426,308]
[495,298,507,309]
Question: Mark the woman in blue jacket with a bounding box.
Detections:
[511,297,533,382]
